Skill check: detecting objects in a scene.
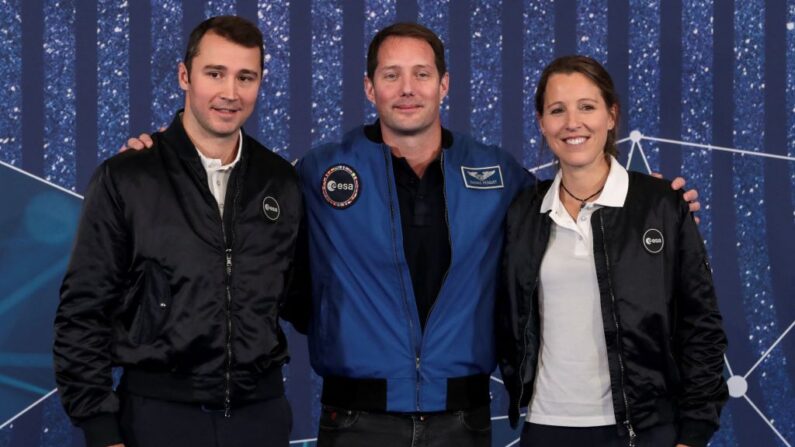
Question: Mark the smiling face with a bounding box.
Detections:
[179,31,261,143]
[538,72,617,171]
[364,36,449,142]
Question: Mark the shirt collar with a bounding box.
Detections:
[540,155,628,213]
[195,129,243,171]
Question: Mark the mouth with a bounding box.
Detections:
[211,106,241,117]
[563,136,588,146]
[393,103,423,113]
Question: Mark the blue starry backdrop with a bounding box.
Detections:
[0,0,794,446]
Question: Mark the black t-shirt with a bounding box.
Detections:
[392,154,451,330]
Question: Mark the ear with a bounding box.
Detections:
[536,112,545,135]
[608,104,617,130]
[439,72,450,101]
[364,75,376,105]
[178,62,190,91]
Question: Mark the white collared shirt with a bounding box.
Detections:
[196,130,243,217]
[527,156,628,427]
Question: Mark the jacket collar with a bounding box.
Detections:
[362,119,454,149]
[161,110,248,164]
[540,155,628,213]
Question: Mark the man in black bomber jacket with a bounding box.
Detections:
[53,16,301,447]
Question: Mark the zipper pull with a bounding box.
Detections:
[225,249,232,275]
[624,420,637,447]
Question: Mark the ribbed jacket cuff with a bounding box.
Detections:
[79,413,122,447]
[677,419,718,447]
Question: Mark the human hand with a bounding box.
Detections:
[106,444,124,447]
[652,173,701,224]
[118,128,163,152]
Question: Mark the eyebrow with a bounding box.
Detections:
[546,97,599,106]
[379,64,433,71]
[203,65,260,77]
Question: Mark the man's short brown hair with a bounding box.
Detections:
[184,15,264,76]
[366,22,447,81]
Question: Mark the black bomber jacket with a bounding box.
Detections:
[497,172,728,447]
[53,113,303,447]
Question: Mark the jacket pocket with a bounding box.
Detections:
[125,260,172,345]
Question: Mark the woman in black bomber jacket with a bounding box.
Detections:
[497,55,728,447]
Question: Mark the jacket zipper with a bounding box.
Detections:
[221,168,242,418]
[598,212,636,447]
[414,152,453,411]
[224,246,233,417]
[382,148,422,410]
[516,275,539,420]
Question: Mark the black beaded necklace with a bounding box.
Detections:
[560,181,604,209]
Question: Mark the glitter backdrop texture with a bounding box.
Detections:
[1,1,794,446]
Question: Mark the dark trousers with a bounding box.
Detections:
[118,392,292,447]
[520,422,677,447]
[316,404,492,447]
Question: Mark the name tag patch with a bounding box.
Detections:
[461,165,504,189]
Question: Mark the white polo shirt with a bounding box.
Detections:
[527,156,628,427]
[195,130,243,217]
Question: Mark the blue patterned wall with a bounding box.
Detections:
[1,1,794,446]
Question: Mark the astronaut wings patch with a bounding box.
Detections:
[461,165,504,189]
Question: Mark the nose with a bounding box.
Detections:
[399,76,414,96]
[565,111,582,130]
[220,77,238,100]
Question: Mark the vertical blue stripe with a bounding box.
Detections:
[128,1,151,138]
[628,0,660,171]
[523,0,555,171]
[363,0,396,122]
[21,0,44,177]
[681,0,713,251]
[43,0,76,190]
[288,0,312,159]
[97,0,129,164]
[555,0,577,56]
[258,1,290,156]
[734,1,795,440]
[789,2,795,216]
[205,0,236,18]
[75,0,97,193]
[417,0,450,124]
[150,0,183,129]
[447,0,470,133]
[342,0,364,133]
[606,0,629,146]
[680,8,741,446]
[658,0,681,177]
[470,0,501,146]
[577,0,608,63]
[0,0,21,166]
[311,1,343,146]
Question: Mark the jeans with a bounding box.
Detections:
[316,404,492,447]
[118,392,292,447]
[520,422,677,447]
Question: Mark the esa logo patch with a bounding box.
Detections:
[642,228,664,254]
[262,196,280,221]
[461,165,504,189]
[322,164,361,209]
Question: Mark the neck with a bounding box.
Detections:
[181,114,240,165]
[381,122,443,178]
[559,156,611,199]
